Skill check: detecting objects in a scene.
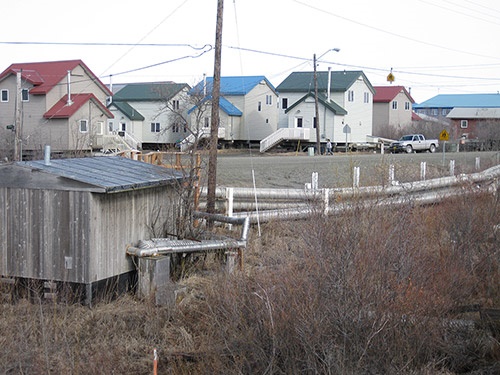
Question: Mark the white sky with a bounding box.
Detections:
[2,0,500,103]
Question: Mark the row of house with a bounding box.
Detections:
[1,59,497,157]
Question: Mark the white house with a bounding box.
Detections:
[110,82,191,149]
[262,70,375,152]
[186,76,279,148]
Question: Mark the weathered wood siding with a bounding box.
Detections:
[0,184,179,284]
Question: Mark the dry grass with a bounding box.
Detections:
[1,192,499,374]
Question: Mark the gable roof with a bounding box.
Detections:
[113,82,190,101]
[12,156,184,193]
[190,76,277,96]
[187,95,242,116]
[414,94,500,109]
[109,101,145,121]
[276,70,375,94]
[285,92,347,115]
[0,59,112,96]
[43,94,114,119]
[373,86,414,103]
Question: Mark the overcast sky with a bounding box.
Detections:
[2,0,500,103]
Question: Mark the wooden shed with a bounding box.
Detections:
[0,156,184,303]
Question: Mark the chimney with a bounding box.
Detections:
[203,73,207,96]
[67,70,73,106]
[44,145,51,166]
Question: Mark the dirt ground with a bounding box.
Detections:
[206,150,500,189]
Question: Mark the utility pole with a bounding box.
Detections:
[14,70,22,161]
[313,54,321,155]
[206,0,224,214]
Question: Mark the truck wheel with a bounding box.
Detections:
[429,144,436,153]
[405,145,413,153]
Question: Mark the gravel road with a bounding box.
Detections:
[208,150,500,189]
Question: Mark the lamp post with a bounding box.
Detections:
[313,48,340,155]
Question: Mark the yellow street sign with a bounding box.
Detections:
[386,73,395,82]
[439,129,449,141]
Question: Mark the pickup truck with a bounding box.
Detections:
[389,134,439,153]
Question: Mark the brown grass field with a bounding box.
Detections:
[1,151,499,374]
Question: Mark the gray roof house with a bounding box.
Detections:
[110,82,191,149]
[0,156,184,303]
[264,70,375,151]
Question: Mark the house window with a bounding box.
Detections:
[442,108,450,116]
[282,98,288,109]
[405,102,410,110]
[460,120,468,129]
[79,119,88,133]
[183,124,188,132]
[313,117,317,128]
[266,95,272,105]
[258,101,262,111]
[151,122,160,133]
[364,92,369,103]
[204,117,210,128]
[431,109,438,116]
[108,121,114,132]
[172,100,180,110]
[172,123,180,133]
[348,90,354,102]
[296,117,303,128]
[1,89,8,102]
[22,88,29,102]
[392,101,398,110]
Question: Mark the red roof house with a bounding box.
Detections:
[373,86,415,135]
[0,60,113,156]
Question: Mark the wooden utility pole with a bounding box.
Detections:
[206,0,224,214]
[14,71,22,161]
[313,54,321,156]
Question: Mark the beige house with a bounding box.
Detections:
[0,60,114,157]
[372,86,414,135]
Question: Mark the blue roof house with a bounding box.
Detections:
[187,76,279,146]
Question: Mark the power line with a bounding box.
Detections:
[0,41,211,48]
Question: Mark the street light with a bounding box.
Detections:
[314,48,340,155]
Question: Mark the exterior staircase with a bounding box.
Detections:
[101,131,140,154]
[260,128,311,153]
[180,127,226,152]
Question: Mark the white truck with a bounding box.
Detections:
[389,134,439,154]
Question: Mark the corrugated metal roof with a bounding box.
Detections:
[447,107,500,119]
[19,156,184,193]
[44,94,114,119]
[285,92,347,115]
[414,94,500,108]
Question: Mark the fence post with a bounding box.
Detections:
[449,160,455,176]
[389,164,395,185]
[475,157,480,171]
[420,161,427,181]
[353,166,360,188]
[323,188,329,215]
[226,188,234,229]
[312,172,319,190]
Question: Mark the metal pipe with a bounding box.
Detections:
[126,212,250,257]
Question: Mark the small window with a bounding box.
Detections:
[282,98,288,109]
[172,123,179,133]
[172,100,180,110]
[405,102,410,110]
[313,117,317,129]
[460,120,468,129]
[1,89,8,102]
[108,121,114,132]
[266,95,272,105]
[79,119,88,133]
[150,122,160,133]
[204,117,210,128]
[348,90,354,102]
[296,117,303,128]
[392,101,398,110]
[364,92,369,103]
[431,109,438,116]
[258,101,262,111]
[21,88,29,102]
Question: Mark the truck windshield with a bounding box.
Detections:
[400,135,413,141]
